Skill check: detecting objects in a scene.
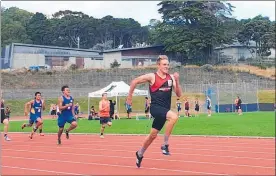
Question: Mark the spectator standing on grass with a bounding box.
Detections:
[109,100,116,120]
[125,99,132,119]
[184,97,190,117]
[206,96,212,117]
[50,104,57,119]
[74,103,80,115]
[113,100,120,120]
[1,96,11,141]
[234,96,243,115]
[145,97,150,118]
[194,97,200,117]
[176,98,181,117]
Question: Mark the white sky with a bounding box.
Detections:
[2,1,275,26]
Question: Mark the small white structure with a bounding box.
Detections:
[87,81,148,115]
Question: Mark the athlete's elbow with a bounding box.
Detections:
[176,91,182,97]
[130,79,138,87]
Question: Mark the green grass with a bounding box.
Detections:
[1,112,274,137]
[4,89,275,116]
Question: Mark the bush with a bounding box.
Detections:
[110,60,121,68]
[250,63,267,70]
[70,64,78,70]
[201,64,213,72]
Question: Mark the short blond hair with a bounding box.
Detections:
[157,55,168,64]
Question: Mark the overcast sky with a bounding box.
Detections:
[2,1,275,26]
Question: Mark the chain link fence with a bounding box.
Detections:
[1,67,274,116]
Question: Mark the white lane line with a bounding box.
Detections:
[3,149,275,168]
[2,165,83,175]
[2,156,228,175]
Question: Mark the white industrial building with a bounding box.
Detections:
[1,43,165,69]
[1,43,103,69]
[214,41,275,62]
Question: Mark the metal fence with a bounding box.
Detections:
[202,81,259,113]
[1,80,274,116]
[1,66,274,116]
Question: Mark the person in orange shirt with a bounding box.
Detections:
[99,93,112,138]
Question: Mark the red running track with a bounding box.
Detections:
[1,133,275,175]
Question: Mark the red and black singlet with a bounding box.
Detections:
[149,73,173,109]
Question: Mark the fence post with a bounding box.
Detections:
[217,82,220,113]
[231,83,234,112]
[244,82,248,112]
[256,80,260,111]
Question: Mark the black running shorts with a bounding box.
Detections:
[150,105,169,131]
[1,110,6,124]
[100,117,111,125]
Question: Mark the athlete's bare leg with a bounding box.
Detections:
[39,124,44,136]
[3,119,11,141]
[100,122,112,138]
[137,110,178,156]
[137,128,159,156]
[66,121,77,132]
[163,110,178,145]
[30,118,43,139]
[63,121,78,141]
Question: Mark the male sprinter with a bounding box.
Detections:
[99,93,112,138]
[1,96,11,141]
[22,92,45,139]
[38,94,46,136]
[57,85,78,145]
[127,55,182,168]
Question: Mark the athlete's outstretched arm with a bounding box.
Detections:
[58,96,71,111]
[71,100,75,116]
[171,73,182,97]
[128,73,153,97]
[99,101,103,111]
[42,99,46,111]
[24,100,34,115]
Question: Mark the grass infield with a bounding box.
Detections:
[1,111,274,137]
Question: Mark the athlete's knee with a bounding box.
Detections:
[149,129,158,140]
[71,121,77,127]
[107,122,112,126]
[3,119,9,125]
[166,110,178,122]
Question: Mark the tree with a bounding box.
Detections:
[151,1,235,63]
[110,60,121,68]
[1,7,33,46]
[26,12,51,45]
[237,15,274,58]
[1,7,151,49]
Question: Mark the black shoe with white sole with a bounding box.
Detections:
[161,144,170,155]
[135,151,143,168]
